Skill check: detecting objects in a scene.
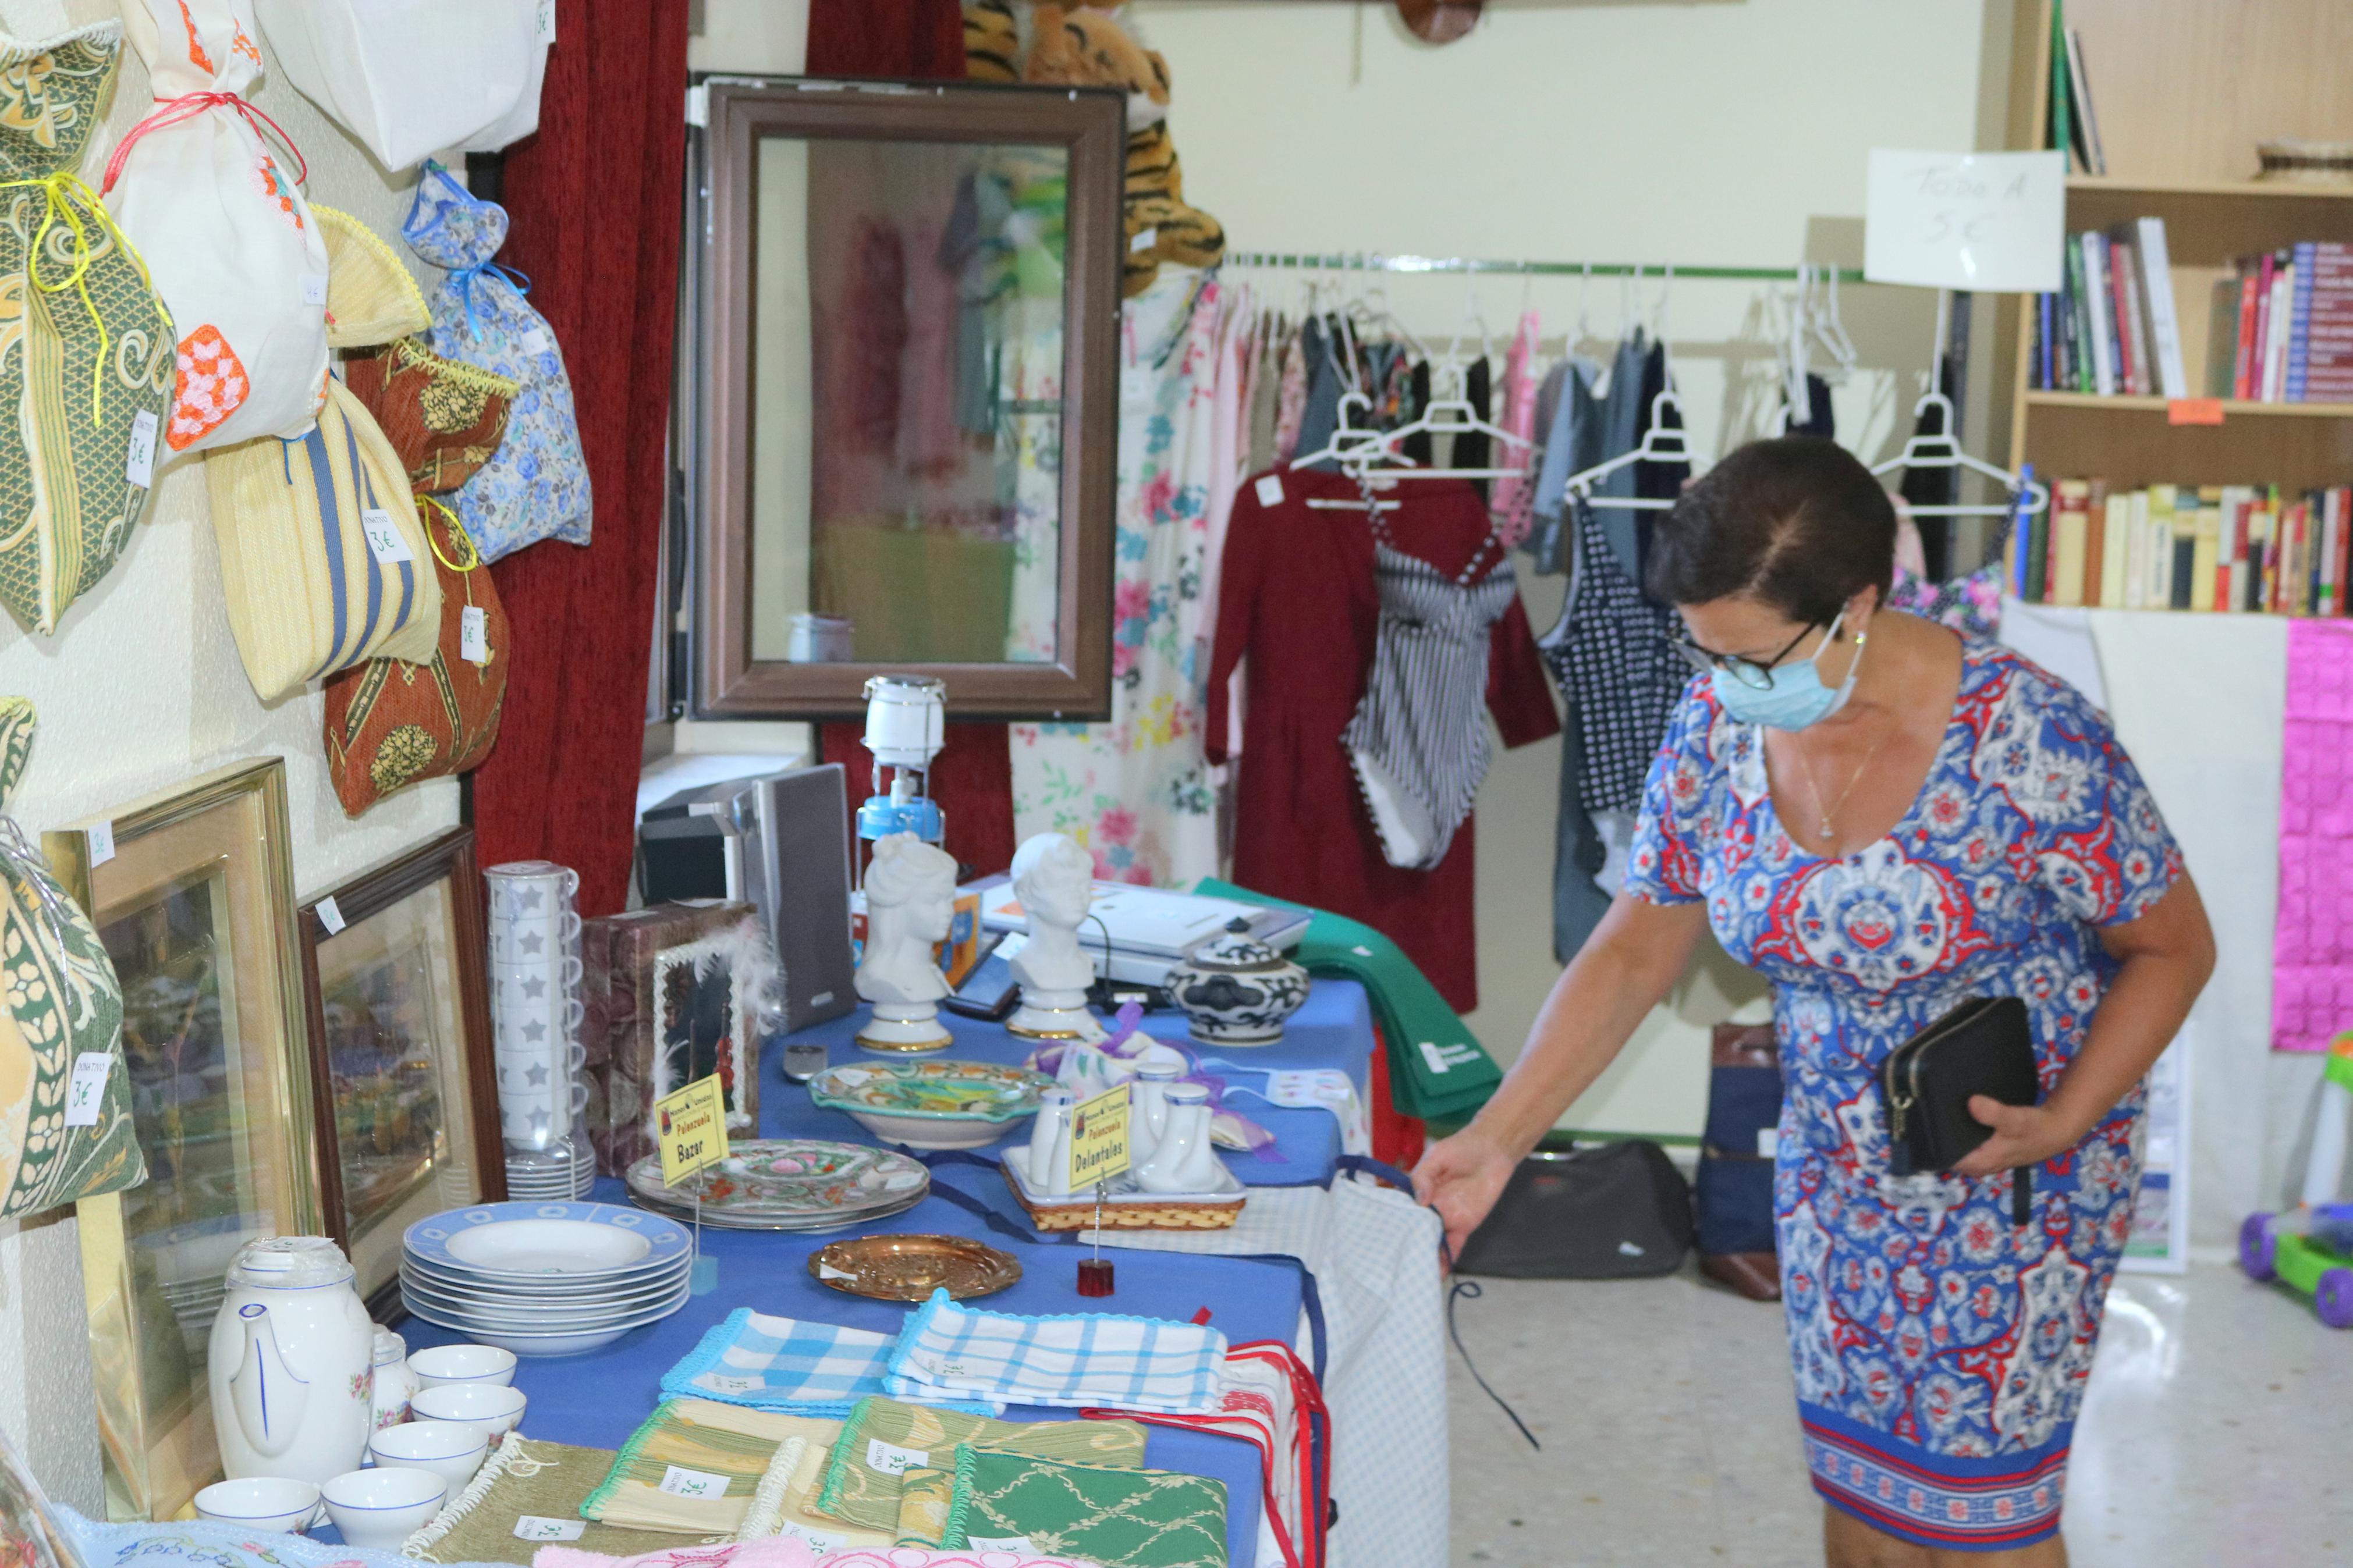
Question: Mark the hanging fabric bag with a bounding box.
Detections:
[321,498,509,816]
[0,22,176,635]
[342,337,518,497]
[0,699,145,1219]
[104,0,331,458]
[403,159,590,561]
[315,203,429,349]
[250,0,539,172]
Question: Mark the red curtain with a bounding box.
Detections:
[471,0,691,917]
[808,0,1018,881]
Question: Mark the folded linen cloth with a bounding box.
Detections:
[398,1434,647,1565]
[886,1290,1227,1416]
[939,1446,1227,1568]
[732,1414,894,1553]
[813,1396,1148,1533]
[892,1466,961,1549]
[584,1400,845,1535]
[666,1309,1002,1417]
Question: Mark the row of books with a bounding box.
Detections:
[2208,245,2353,404]
[2007,481,2353,616]
[2029,222,2188,399]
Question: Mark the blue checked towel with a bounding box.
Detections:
[884,1289,1229,1414]
[661,1308,1000,1417]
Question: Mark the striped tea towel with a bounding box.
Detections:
[663,1308,1001,1417]
[885,1289,1228,1415]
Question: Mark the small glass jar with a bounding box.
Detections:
[782,1041,830,1083]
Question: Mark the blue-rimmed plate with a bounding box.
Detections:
[400,1201,691,1280]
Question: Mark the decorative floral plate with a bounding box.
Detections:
[623,1138,929,1228]
[806,1059,1055,1149]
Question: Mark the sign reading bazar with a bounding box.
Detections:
[656,1073,731,1187]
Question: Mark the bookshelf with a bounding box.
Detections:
[1996,0,2353,499]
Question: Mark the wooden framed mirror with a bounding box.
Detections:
[687,79,1123,720]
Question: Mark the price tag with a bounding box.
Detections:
[1068,1082,1131,1191]
[1756,1128,1780,1158]
[512,1517,584,1542]
[300,273,328,307]
[460,605,491,664]
[2169,397,2225,426]
[314,896,346,935]
[125,410,157,489]
[1264,1069,1351,1108]
[517,326,551,357]
[1254,474,1284,508]
[360,509,414,565]
[773,1523,846,1553]
[968,1539,1036,1555]
[657,1464,730,1499]
[817,1261,856,1280]
[695,1372,762,1394]
[654,1073,730,1186]
[865,1438,928,1476]
[1129,226,1158,255]
[537,0,556,44]
[63,1053,111,1128]
[85,820,114,869]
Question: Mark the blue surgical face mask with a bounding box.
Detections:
[1709,609,1862,731]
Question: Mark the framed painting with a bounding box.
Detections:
[45,760,320,1523]
[297,827,502,1316]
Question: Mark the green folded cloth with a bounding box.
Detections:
[939,1445,1227,1568]
[814,1395,1147,1533]
[403,1435,651,1564]
[892,1464,959,1548]
[1195,877,1502,1122]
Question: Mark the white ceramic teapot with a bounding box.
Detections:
[208,1237,374,1485]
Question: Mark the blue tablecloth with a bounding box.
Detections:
[771,980,1376,1189]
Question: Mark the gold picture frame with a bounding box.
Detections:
[47,759,321,1523]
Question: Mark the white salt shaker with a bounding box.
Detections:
[1027,1087,1076,1195]
[369,1328,417,1431]
[1134,1083,1222,1193]
[1130,1061,1181,1165]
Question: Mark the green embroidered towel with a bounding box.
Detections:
[940,1445,1227,1568]
[734,1413,894,1553]
[815,1396,1148,1533]
[892,1464,958,1548]
[1195,877,1500,1122]
[583,1398,844,1535]
[402,1435,650,1563]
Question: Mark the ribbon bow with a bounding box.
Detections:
[100,90,309,197]
[447,260,532,341]
[0,171,168,424]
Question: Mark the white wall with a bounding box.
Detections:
[1127,0,1992,1133]
[0,0,462,1508]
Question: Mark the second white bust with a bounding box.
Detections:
[1006,831,1105,1041]
[853,832,959,1051]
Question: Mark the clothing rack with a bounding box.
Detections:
[1220,251,1869,283]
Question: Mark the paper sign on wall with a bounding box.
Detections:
[1864,149,2066,293]
[655,1073,730,1187]
[1068,1083,1131,1190]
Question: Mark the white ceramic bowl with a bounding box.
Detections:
[411,1381,527,1437]
[406,1343,519,1389]
[193,1477,320,1533]
[321,1467,446,1549]
[367,1420,489,1491]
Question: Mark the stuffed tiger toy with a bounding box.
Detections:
[963,0,1020,82]
[1022,3,1224,297]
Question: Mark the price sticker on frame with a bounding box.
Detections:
[1067,1083,1132,1191]
[654,1073,730,1187]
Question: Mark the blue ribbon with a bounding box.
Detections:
[449,259,532,340]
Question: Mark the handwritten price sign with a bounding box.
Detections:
[1865,150,2065,294]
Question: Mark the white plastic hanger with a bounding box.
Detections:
[1810,264,1859,383]
[1868,390,2050,519]
[1561,387,1704,512]
[1343,376,1535,481]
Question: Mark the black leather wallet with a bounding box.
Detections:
[1880,996,2039,1224]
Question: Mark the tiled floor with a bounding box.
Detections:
[1444,1261,2353,1566]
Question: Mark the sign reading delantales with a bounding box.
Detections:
[1864,150,2066,293]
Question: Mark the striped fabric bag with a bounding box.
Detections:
[204,376,438,700]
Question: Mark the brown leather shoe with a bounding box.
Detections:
[1700,1251,1783,1302]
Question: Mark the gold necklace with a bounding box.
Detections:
[1798,719,1893,848]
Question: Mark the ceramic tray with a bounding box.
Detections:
[805,1059,1055,1150]
[623,1139,929,1229]
[807,1233,1022,1300]
[999,1154,1247,1231]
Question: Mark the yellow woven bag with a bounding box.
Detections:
[205,378,440,701]
[314,204,429,349]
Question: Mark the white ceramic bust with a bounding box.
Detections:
[854,833,958,1051]
[1006,831,1105,1041]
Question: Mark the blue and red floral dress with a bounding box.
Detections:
[1626,639,2182,1551]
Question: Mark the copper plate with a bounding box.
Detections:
[808,1232,1023,1301]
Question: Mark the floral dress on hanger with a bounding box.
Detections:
[1624,639,2182,1552]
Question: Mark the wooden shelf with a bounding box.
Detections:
[2068,176,2353,202]
[2025,392,2353,418]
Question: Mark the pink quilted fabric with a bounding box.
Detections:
[535,1542,1095,1568]
[2273,618,2353,1050]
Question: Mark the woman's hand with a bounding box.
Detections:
[1413,1126,1522,1264]
[1951,1096,2086,1178]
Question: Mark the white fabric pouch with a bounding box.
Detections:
[253,0,540,171]
[105,0,331,457]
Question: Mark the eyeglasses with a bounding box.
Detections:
[1670,621,1822,691]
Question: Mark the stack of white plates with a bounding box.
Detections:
[400,1201,692,1357]
[505,1139,595,1200]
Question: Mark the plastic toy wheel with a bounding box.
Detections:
[2318,1269,2353,1329]
[2240,1213,2278,1282]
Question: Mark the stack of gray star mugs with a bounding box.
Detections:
[484,861,595,1198]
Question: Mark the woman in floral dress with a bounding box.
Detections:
[1416,439,2214,1565]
